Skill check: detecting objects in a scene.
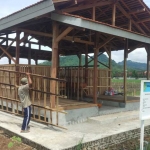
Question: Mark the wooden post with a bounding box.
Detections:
[8,58,11,64]
[16,31,20,65]
[146,45,150,80]
[108,47,112,88]
[112,3,116,26]
[28,43,31,65]
[85,44,88,83]
[124,39,128,104]
[35,59,38,65]
[79,53,81,67]
[128,19,132,31]
[93,33,99,104]
[50,21,59,108]
[16,31,20,85]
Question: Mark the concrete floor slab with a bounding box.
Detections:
[0,110,149,150]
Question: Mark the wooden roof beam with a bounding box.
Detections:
[16,28,94,45]
[137,18,150,23]
[129,8,145,14]
[56,27,73,42]
[61,1,112,13]
[117,3,146,34]
[98,36,115,50]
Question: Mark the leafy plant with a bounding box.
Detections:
[8,136,22,149]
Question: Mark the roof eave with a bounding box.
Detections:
[0,0,55,31]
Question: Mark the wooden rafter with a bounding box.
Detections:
[96,6,111,20]
[62,1,112,13]
[0,45,16,63]
[119,0,150,34]
[117,3,146,34]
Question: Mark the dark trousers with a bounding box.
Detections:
[22,106,31,130]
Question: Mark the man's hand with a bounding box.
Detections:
[26,72,32,85]
[26,72,30,76]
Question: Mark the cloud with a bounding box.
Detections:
[0,0,149,64]
[111,48,147,63]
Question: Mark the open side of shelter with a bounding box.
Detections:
[0,0,150,128]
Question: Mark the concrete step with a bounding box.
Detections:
[88,110,139,125]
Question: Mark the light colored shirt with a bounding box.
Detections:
[18,84,31,108]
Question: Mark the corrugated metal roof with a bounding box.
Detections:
[0,0,45,20]
[0,0,54,31]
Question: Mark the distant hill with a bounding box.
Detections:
[118,60,146,71]
[39,54,147,71]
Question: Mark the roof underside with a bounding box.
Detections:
[0,0,150,60]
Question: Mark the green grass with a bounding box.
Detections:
[112,79,141,83]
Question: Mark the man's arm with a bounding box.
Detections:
[26,73,32,85]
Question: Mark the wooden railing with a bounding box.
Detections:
[0,68,67,129]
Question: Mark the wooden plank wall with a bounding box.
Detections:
[0,65,111,98]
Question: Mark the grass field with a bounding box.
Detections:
[112,78,142,83]
[111,78,142,96]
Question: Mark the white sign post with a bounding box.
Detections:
[140,80,150,150]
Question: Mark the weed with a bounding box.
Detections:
[8,136,22,149]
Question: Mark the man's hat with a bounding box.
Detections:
[21,77,28,84]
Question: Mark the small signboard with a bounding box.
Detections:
[140,80,150,120]
[140,80,150,150]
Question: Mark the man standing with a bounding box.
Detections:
[18,73,32,133]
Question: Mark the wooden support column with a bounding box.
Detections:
[124,39,128,104]
[16,31,20,85]
[128,19,132,31]
[79,53,81,66]
[50,21,59,108]
[35,59,38,65]
[112,3,116,26]
[8,58,11,64]
[16,31,20,65]
[93,33,99,104]
[146,45,150,80]
[108,47,112,87]
[28,43,31,65]
[85,44,88,83]
[6,34,8,46]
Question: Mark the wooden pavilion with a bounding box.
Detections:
[0,0,150,128]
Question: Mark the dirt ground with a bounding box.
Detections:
[0,130,33,150]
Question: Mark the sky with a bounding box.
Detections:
[0,0,149,64]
